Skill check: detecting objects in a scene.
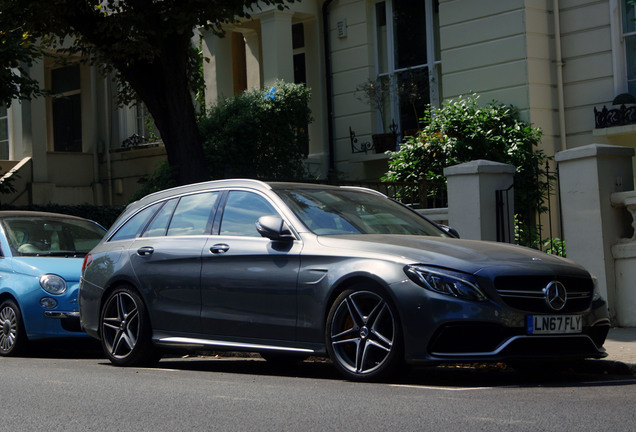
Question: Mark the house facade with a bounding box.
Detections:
[2,0,635,206]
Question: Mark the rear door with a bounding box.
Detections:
[129,192,220,334]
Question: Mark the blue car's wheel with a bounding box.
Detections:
[0,299,27,356]
[100,286,160,366]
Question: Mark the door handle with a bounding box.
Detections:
[210,243,230,254]
[137,246,154,256]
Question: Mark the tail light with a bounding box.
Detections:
[81,253,93,276]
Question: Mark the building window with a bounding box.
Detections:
[622,0,636,95]
[51,64,82,152]
[374,0,440,133]
[0,104,9,159]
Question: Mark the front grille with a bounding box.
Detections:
[494,276,593,313]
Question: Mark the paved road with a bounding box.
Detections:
[2,343,636,431]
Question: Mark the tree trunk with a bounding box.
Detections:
[118,36,211,186]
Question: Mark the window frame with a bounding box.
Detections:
[373,0,441,134]
[46,62,83,153]
[0,104,9,160]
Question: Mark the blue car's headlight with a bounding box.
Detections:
[40,274,67,295]
[404,265,486,301]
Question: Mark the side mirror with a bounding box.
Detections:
[256,215,294,241]
[440,225,460,238]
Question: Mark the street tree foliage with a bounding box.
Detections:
[0,0,293,185]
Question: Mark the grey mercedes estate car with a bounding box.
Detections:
[78,179,610,380]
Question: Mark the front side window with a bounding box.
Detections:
[50,64,82,152]
[375,0,440,133]
[219,191,279,237]
[0,104,8,159]
[622,0,636,95]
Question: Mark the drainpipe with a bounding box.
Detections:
[322,0,336,178]
[553,0,567,151]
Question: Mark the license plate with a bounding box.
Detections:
[526,315,582,334]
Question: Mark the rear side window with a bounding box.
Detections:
[110,203,161,241]
[142,199,178,238]
[166,192,219,236]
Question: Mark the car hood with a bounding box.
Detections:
[10,257,84,282]
[315,235,588,277]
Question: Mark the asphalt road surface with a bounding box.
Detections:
[1,341,635,431]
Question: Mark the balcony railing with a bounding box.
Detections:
[594,104,636,129]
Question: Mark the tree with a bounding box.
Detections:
[0,0,293,185]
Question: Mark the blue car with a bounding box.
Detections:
[0,211,106,356]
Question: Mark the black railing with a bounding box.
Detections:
[594,104,636,128]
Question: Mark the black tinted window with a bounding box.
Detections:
[166,192,219,236]
[220,191,278,237]
[110,204,161,241]
[142,199,178,238]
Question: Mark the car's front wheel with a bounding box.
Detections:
[0,299,27,356]
[100,286,160,366]
[326,286,402,381]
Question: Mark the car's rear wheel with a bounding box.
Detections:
[0,299,27,356]
[100,286,160,366]
[326,286,402,381]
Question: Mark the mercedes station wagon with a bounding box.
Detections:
[78,180,610,380]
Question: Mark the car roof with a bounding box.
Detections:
[133,179,386,208]
[0,210,92,221]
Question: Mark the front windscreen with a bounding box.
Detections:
[2,216,106,257]
[275,187,448,237]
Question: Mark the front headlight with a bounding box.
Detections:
[40,274,67,295]
[404,265,486,301]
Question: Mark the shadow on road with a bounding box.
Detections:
[138,355,636,388]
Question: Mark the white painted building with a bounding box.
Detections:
[2,0,636,203]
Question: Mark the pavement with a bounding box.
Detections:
[604,327,636,367]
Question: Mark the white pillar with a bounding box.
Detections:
[202,29,234,104]
[242,29,262,90]
[556,144,635,320]
[259,10,294,87]
[444,160,515,242]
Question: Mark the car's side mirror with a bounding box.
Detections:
[440,225,460,238]
[256,215,295,241]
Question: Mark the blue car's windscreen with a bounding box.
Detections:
[2,216,106,256]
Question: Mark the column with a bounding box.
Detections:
[444,160,515,242]
[259,10,294,87]
[556,144,635,318]
[201,28,234,104]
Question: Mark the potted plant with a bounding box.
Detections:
[355,78,397,153]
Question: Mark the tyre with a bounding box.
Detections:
[0,299,27,356]
[326,286,402,381]
[100,286,160,366]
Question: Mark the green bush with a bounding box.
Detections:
[383,94,550,229]
[199,80,311,180]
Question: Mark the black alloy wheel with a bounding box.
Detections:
[100,286,160,366]
[326,286,402,381]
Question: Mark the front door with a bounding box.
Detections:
[200,190,301,342]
